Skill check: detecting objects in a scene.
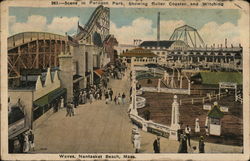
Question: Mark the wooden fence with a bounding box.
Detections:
[179,93,227,105]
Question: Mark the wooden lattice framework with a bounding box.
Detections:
[8,32,67,79]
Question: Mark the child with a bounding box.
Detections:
[191,146,198,153]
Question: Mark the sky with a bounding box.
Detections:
[9,7,242,46]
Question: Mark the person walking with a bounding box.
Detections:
[118,93,122,105]
[28,130,35,151]
[122,93,126,104]
[134,131,141,153]
[114,96,117,105]
[153,136,160,153]
[66,102,71,117]
[66,102,73,117]
[23,132,30,153]
[71,101,75,116]
[79,92,83,104]
[99,89,102,100]
[109,88,113,101]
[105,92,109,104]
[89,92,94,104]
[82,91,86,104]
[185,125,191,147]
[60,96,64,109]
[73,96,77,108]
[199,136,205,153]
[178,133,188,153]
[131,126,138,145]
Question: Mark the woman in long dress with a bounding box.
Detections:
[134,131,141,153]
[23,132,30,153]
[60,97,64,109]
[118,93,122,105]
[89,93,94,104]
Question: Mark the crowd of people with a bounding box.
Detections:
[177,124,205,153]
[130,124,206,153]
[12,129,35,153]
[63,60,128,117]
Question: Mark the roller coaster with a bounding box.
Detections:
[8,5,110,80]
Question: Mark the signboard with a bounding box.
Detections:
[203,104,211,110]
[209,124,221,136]
[219,82,237,89]
[220,106,229,112]
[147,127,169,138]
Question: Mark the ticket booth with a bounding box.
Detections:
[207,103,224,136]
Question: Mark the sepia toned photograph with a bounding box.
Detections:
[1,0,249,160]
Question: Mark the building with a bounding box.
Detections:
[166,46,242,71]
[139,40,188,64]
[103,35,119,64]
[138,24,242,71]
[120,48,158,66]
[8,32,67,84]
[114,44,138,56]
[8,68,66,127]
[61,5,118,101]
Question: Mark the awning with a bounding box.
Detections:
[94,69,104,77]
[73,74,84,83]
[9,127,29,140]
[33,88,66,107]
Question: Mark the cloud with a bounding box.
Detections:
[9,14,244,47]
[110,17,156,44]
[160,20,186,40]
[111,16,244,47]
[198,21,240,47]
[47,17,79,34]
[9,15,79,36]
[110,18,186,44]
[10,15,47,34]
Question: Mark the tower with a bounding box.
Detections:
[58,52,73,102]
[157,12,160,47]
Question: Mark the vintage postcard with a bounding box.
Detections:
[0,0,249,160]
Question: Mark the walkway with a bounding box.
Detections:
[33,73,134,153]
[33,70,242,153]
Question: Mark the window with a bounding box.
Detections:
[211,118,220,125]
[8,106,25,125]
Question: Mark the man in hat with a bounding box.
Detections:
[28,129,35,151]
[185,125,191,147]
[199,136,205,153]
[153,136,160,153]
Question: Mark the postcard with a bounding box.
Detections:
[0,0,249,160]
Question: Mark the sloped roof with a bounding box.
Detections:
[120,48,157,57]
[139,40,175,48]
[94,69,104,77]
[197,72,242,85]
[208,105,224,119]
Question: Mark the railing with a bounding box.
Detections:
[236,94,243,104]
[147,121,170,133]
[136,96,146,108]
[179,93,227,105]
[136,90,143,95]
[134,66,149,71]
[129,113,170,138]
[141,87,189,95]
[149,68,164,75]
